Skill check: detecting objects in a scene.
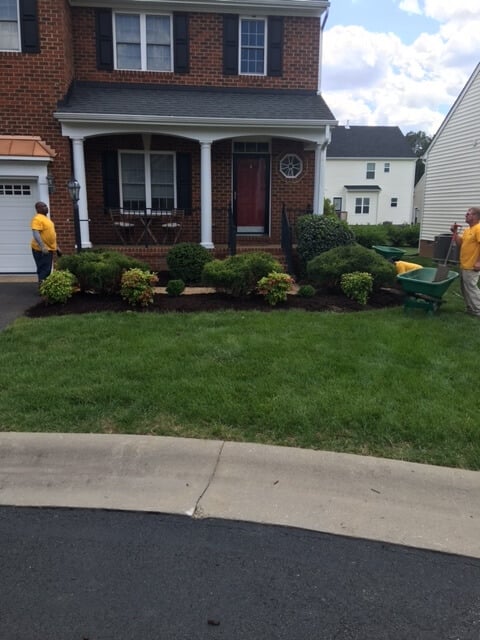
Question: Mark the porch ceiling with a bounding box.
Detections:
[55,82,336,129]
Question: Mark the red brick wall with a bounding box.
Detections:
[72,9,319,91]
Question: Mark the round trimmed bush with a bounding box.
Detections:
[166,243,213,284]
[296,214,356,271]
[166,279,185,296]
[39,270,77,304]
[307,244,396,292]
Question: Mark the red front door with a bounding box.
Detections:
[234,155,270,233]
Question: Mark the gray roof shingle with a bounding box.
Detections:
[56,82,336,123]
[328,126,415,158]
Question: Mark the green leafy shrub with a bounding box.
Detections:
[340,272,373,305]
[166,243,213,284]
[296,214,356,272]
[351,224,389,248]
[307,244,396,292]
[39,270,77,304]
[202,252,282,297]
[57,250,149,294]
[386,223,420,247]
[166,279,185,297]
[297,284,316,298]
[257,272,294,306]
[120,268,159,307]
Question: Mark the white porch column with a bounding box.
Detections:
[200,140,214,249]
[71,137,92,248]
[313,128,331,215]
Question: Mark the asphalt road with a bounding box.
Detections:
[1,506,479,640]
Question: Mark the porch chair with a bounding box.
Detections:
[161,209,184,244]
[108,208,136,244]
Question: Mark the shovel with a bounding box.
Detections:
[433,232,456,282]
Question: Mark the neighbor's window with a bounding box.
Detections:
[120,152,175,210]
[0,0,20,51]
[114,12,172,71]
[333,197,342,212]
[384,162,390,173]
[355,197,370,214]
[366,162,375,179]
[391,197,398,207]
[279,154,303,179]
[240,17,266,75]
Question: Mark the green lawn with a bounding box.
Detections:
[1,274,478,470]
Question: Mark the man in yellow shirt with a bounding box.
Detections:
[451,207,480,317]
[30,201,61,284]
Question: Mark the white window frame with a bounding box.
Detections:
[113,11,173,72]
[279,154,303,179]
[239,16,267,76]
[384,162,390,173]
[355,197,370,214]
[366,162,375,179]
[390,197,398,208]
[119,151,176,211]
[0,0,20,52]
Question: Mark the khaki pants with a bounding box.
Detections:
[460,269,480,316]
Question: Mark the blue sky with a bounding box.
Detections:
[321,1,480,135]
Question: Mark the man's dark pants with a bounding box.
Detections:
[32,249,53,283]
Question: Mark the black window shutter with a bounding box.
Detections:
[176,153,192,213]
[102,151,120,209]
[223,14,238,75]
[19,0,40,54]
[267,16,283,76]
[95,9,114,71]
[173,13,189,74]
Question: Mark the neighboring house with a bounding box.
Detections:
[324,126,416,225]
[0,0,336,274]
[412,172,425,224]
[419,63,480,257]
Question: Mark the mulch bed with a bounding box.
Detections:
[25,288,404,318]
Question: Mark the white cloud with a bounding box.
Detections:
[322,8,480,135]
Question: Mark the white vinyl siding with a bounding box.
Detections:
[421,64,480,241]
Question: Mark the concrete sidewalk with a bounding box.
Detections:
[1,432,479,557]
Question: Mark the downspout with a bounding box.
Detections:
[317,8,329,94]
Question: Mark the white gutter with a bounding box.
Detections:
[317,6,329,94]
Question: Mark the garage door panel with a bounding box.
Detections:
[0,182,37,273]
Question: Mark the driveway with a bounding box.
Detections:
[0,277,39,330]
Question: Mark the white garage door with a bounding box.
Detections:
[0,181,38,273]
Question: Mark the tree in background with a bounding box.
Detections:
[405,130,432,185]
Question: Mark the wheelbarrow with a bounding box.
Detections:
[396,267,459,314]
[372,245,406,262]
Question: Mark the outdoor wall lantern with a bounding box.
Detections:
[67,178,82,252]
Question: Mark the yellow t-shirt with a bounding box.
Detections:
[459,222,480,269]
[31,213,57,251]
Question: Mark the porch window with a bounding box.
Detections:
[114,12,172,71]
[240,18,266,75]
[0,0,20,51]
[279,154,303,179]
[355,197,370,214]
[366,162,375,179]
[120,152,175,210]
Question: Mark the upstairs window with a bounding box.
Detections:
[114,13,172,71]
[0,0,19,51]
[366,163,375,179]
[384,162,390,173]
[240,18,266,75]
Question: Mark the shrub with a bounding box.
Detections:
[120,268,159,307]
[166,279,185,296]
[351,224,389,248]
[39,270,77,304]
[340,272,373,305]
[202,252,282,297]
[57,250,149,294]
[307,244,396,292]
[297,284,316,298]
[386,223,420,247]
[296,214,356,272]
[257,272,294,306]
[166,243,213,283]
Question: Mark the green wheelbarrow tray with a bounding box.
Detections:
[397,267,459,313]
[372,245,406,261]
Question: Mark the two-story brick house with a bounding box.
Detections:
[0,0,335,273]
